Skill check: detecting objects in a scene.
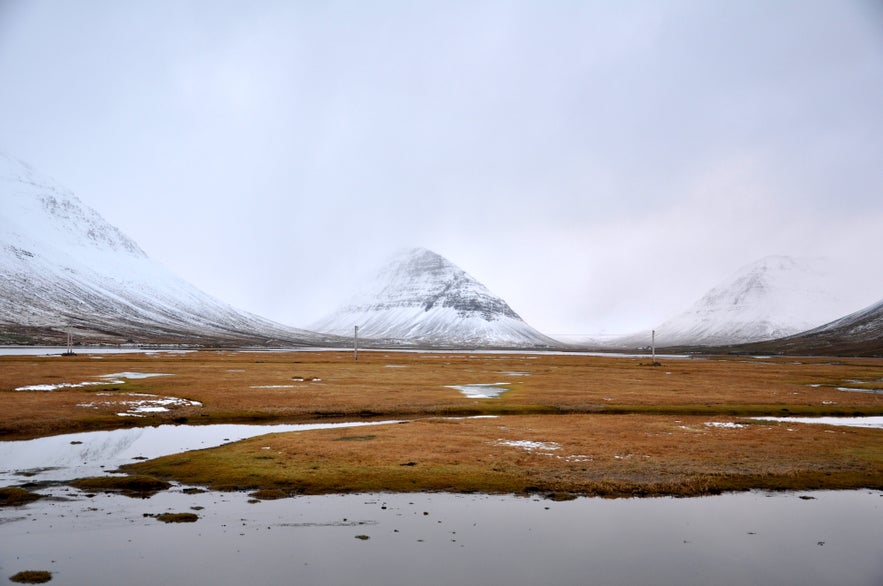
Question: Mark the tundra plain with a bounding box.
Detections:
[2,350,882,497]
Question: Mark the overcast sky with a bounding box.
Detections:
[2,0,882,337]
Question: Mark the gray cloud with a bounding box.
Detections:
[2,0,882,336]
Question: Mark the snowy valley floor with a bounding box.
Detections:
[1,349,882,497]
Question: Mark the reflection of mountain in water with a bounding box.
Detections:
[77,429,144,464]
[0,421,399,484]
[0,428,146,483]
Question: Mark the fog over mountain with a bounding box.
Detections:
[2,2,881,337]
[611,255,875,348]
[0,153,337,347]
[740,297,883,357]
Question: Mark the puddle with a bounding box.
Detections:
[753,416,883,429]
[0,347,195,356]
[446,383,509,399]
[837,387,883,395]
[0,421,402,485]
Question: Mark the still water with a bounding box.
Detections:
[1,424,882,585]
[3,488,881,585]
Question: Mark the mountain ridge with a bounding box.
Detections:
[732,297,883,356]
[0,152,338,347]
[609,255,871,348]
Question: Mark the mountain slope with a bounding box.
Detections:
[613,255,868,348]
[738,297,883,356]
[0,152,335,346]
[310,248,559,347]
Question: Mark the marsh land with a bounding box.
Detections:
[2,349,882,497]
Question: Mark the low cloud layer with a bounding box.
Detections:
[2,1,882,336]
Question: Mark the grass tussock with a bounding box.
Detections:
[69,475,171,496]
[9,571,52,584]
[249,488,290,500]
[155,512,199,523]
[0,487,43,507]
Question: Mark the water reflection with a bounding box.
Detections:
[1,488,881,585]
[2,422,882,584]
[0,421,400,484]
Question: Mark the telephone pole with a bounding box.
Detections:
[354,325,359,361]
[651,329,656,364]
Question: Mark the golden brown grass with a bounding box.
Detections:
[126,413,883,497]
[0,487,43,507]
[155,512,199,523]
[127,415,883,496]
[1,350,881,439]
[3,350,882,497]
[69,475,171,496]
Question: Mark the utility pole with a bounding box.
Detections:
[354,325,359,361]
[651,329,656,364]
[65,326,74,356]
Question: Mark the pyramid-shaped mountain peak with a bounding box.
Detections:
[311,248,558,347]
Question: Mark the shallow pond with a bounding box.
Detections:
[0,421,401,485]
[2,488,881,585]
[1,422,882,585]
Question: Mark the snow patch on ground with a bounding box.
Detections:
[496,439,593,462]
[15,372,172,391]
[77,393,202,417]
[753,416,883,429]
[99,372,174,380]
[705,422,746,429]
[16,380,124,391]
[497,440,560,451]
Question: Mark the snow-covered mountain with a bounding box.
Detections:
[613,255,867,348]
[310,248,559,347]
[0,152,336,346]
[747,297,883,356]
